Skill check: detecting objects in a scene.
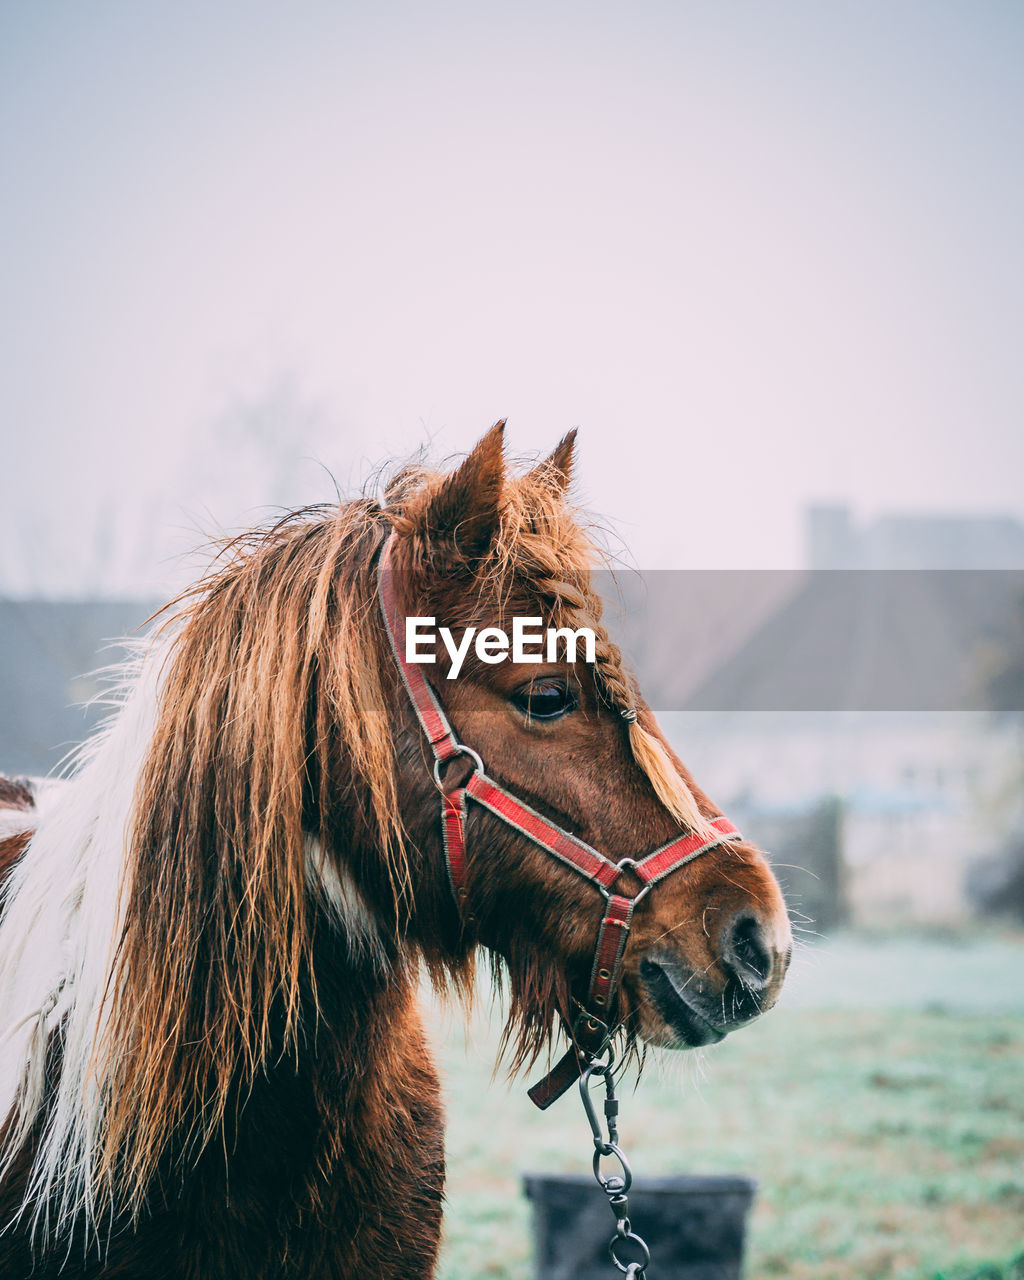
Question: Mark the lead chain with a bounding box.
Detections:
[579,1055,652,1278]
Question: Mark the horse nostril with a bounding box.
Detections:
[724,915,773,987]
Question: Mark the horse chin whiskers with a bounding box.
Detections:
[645,1039,709,1093]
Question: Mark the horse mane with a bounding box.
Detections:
[0,442,708,1238]
[96,500,408,1222]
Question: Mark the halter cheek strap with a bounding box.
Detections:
[377,534,742,1107]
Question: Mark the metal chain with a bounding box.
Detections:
[579,1051,652,1278]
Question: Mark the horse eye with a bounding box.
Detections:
[512,682,578,721]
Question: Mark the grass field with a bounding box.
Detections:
[426,934,1024,1280]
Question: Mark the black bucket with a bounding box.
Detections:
[522,1173,757,1280]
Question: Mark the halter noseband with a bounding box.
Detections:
[377,534,742,1108]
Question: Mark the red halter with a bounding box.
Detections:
[377,535,742,1108]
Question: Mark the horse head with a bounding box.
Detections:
[372,422,792,1077]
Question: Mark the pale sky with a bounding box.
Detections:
[1,1,1022,595]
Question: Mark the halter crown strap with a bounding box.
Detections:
[378,537,464,764]
[377,533,741,1106]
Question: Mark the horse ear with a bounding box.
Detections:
[528,428,577,496]
[422,420,506,557]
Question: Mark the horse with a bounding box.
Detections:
[0,422,791,1278]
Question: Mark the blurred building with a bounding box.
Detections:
[806,504,1024,570]
[672,709,1022,929]
[668,504,1024,930]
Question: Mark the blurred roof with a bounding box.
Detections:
[684,570,1024,712]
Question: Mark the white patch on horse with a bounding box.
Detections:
[0,809,32,841]
[0,777,52,839]
[0,639,169,1233]
[305,837,387,968]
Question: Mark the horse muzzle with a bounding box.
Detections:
[637,911,792,1050]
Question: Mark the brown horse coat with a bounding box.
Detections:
[0,426,790,1277]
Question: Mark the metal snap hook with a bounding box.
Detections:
[579,1062,611,1147]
